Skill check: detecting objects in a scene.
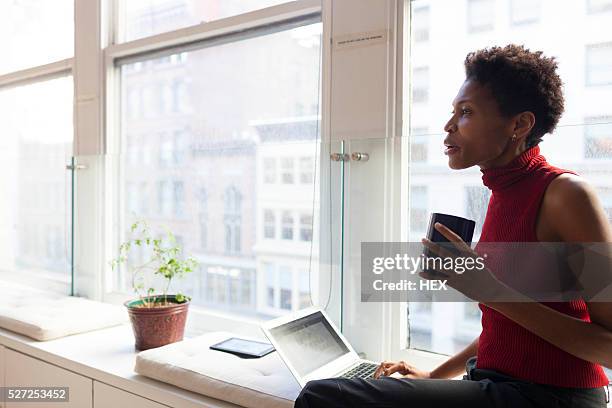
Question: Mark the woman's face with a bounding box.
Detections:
[443,79,517,170]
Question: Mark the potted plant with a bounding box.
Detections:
[111,221,198,350]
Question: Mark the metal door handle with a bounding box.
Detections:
[351,152,369,162]
[330,153,350,162]
[66,164,88,170]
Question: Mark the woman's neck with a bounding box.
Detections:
[479,142,528,170]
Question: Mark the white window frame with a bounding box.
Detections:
[97,0,332,338]
[0,45,73,295]
[0,0,457,369]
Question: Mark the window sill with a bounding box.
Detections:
[0,324,242,408]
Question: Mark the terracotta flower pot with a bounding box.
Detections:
[125,295,189,351]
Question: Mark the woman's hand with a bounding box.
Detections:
[373,360,431,379]
[420,222,510,303]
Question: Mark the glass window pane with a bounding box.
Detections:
[264,209,276,239]
[0,77,73,291]
[586,42,612,86]
[410,128,429,162]
[408,0,612,356]
[300,214,313,242]
[117,22,322,318]
[464,186,491,239]
[409,186,428,233]
[588,0,612,13]
[510,0,541,25]
[412,6,430,43]
[122,0,290,42]
[412,67,429,103]
[279,266,292,310]
[0,1,73,74]
[263,157,277,183]
[584,117,612,158]
[281,211,294,240]
[298,268,310,309]
[281,157,295,184]
[467,0,495,33]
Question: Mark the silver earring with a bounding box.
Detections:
[511,134,517,142]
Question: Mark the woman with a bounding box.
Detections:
[294,45,611,408]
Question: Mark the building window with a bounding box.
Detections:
[279,266,292,310]
[240,269,255,307]
[159,133,173,167]
[298,269,311,309]
[158,180,172,215]
[584,116,612,159]
[597,187,612,222]
[280,157,294,184]
[224,186,242,253]
[173,181,185,216]
[299,157,314,184]
[468,0,495,33]
[265,263,276,308]
[465,186,491,238]
[172,79,190,113]
[411,67,429,103]
[139,182,149,215]
[510,0,541,25]
[300,214,313,242]
[198,188,207,250]
[587,0,612,13]
[409,186,428,234]
[142,85,156,117]
[127,87,140,119]
[586,43,612,86]
[264,209,276,239]
[410,128,428,162]
[412,6,430,43]
[126,182,138,214]
[173,129,188,165]
[206,266,227,304]
[281,211,294,240]
[263,157,276,183]
[161,83,172,114]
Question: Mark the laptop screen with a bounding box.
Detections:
[269,311,350,377]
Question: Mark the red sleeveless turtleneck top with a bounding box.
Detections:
[474,145,609,388]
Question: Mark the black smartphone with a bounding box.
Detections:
[209,337,275,359]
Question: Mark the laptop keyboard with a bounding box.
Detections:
[340,362,379,379]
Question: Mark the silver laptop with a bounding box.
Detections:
[261,307,379,387]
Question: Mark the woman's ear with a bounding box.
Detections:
[513,111,536,141]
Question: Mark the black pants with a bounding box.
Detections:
[294,358,609,408]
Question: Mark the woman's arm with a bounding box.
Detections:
[373,337,479,379]
[487,174,612,368]
[486,301,612,368]
[429,337,479,379]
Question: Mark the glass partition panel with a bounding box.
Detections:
[0,76,73,294]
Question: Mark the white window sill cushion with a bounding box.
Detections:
[135,331,301,408]
[0,281,127,341]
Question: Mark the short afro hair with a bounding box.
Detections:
[464,44,564,148]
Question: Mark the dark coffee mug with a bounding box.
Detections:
[426,212,476,244]
[423,213,476,273]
